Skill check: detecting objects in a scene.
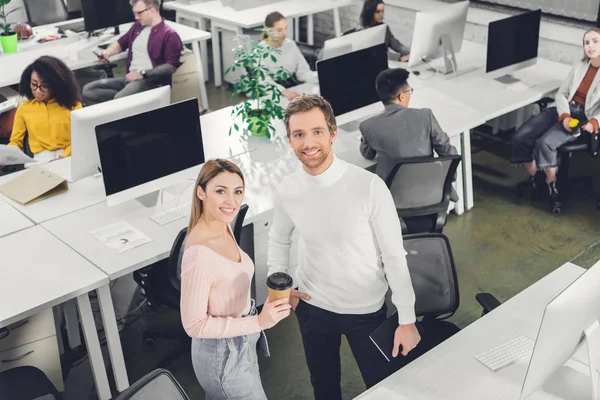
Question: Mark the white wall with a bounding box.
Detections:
[311,0,588,66]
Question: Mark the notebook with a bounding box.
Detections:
[369,311,423,362]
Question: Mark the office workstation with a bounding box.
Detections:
[1,0,600,399]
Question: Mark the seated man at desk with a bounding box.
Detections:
[6,56,82,162]
[359,68,457,180]
[82,0,182,105]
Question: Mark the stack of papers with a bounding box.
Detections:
[90,221,152,254]
[0,145,36,166]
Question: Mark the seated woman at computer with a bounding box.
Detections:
[181,159,291,400]
[357,0,410,62]
[8,56,82,162]
[512,28,600,212]
[260,11,317,101]
[82,0,182,106]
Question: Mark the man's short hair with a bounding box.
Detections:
[375,68,410,105]
[130,0,160,9]
[284,95,337,138]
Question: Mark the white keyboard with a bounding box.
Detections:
[475,335,535,372]
[150,202,191,226]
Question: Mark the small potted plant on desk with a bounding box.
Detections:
[0,0,18,54]
[225,34,294,139]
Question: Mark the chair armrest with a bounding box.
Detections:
[476,292,501,316]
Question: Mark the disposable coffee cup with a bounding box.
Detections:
[266,272,293,303]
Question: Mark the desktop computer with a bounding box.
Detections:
[317,43,388,117]
[70,86,171,182]
[486,9,541,84]
[95,98,205,208]
[520,260,600,400]
[321,24,387,60]
[81,0,135,35]
[408,1,470,74]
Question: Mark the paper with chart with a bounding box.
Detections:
[90,221,152,254]
[0,145,36,166]
[356,387,411,400]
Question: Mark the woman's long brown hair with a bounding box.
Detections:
[187,159,245,233]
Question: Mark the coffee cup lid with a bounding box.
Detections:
[266,272,293,291]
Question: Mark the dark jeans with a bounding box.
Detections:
[294,300,396,400]
[511,104,585,170]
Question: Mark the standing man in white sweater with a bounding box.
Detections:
[267,95,420,399]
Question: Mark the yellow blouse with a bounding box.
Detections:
[9,98,82,157]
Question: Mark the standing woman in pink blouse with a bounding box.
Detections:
[181,159,291,400]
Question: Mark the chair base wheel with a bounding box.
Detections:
[551,205,562,214]
[144,338,155,347]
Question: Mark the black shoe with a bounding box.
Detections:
[530,175,541,201]
[547,180,562,214]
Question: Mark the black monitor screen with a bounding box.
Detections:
[317,43,389,116]
[82,0,134,32]
[486,9,541,73]
[95,99,205,197]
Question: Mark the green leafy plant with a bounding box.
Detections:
[225,33,294,139]
[0,0,18,35]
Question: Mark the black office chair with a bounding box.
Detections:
[137,204,250,368]
[387,233,500,370]
[0,366,62,400]
[114,368,190,400]
[23,0,68,26]
[384,155,462,234]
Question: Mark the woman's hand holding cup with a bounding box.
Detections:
[258,298,291,330]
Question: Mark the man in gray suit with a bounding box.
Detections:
[359,68,458,181]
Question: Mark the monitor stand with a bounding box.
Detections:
[136,188,178,208]
[583,320,600,400]
[494,74,521,85]
[439,34,457,75]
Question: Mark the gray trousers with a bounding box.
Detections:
[82,76,159,106]
[511,105,585,170]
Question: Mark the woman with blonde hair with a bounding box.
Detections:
[512,28,600,212]
[181,159,291,399]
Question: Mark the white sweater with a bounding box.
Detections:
[260,38,318,91]
[267,156,417,324]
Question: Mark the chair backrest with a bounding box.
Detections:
[168,204,250,290]
[402,233,459,319]
[114,369,190,400]
[385,155,461,217]
[23,0,68,26]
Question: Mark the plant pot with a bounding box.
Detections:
[246,110,270,137]
[0,32,17,54]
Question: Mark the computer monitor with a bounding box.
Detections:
[81,0,134,35]
[70,86,171,182]
[486,9,541,84]
[520,261,600,400]
[95,98,205,207]
[408,1,470,74]
[317,43,388,117]
[322,24,387,60]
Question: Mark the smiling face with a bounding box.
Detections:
[30,71,51,102]
[267,18,288,44]
[196,171,245,225]
[287,107,337,175]
[584,30,600,60]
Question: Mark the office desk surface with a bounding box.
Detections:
[0,226,108,328]
[356,262,586,400]
[432,59,571,122]
[164,0,353,28]
[0,19,210,88]
[0,197,33,238]
[0,159,107,224]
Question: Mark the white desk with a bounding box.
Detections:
[0,197,33,238]
[0,158,107,224]
[0,226,124,400]
[432,59,571,211]
[356,262,586,400]
[164,0,353,87]
[0,19,212,110]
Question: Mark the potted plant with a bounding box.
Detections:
[0,0,18,54]
[225,33,294,139]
